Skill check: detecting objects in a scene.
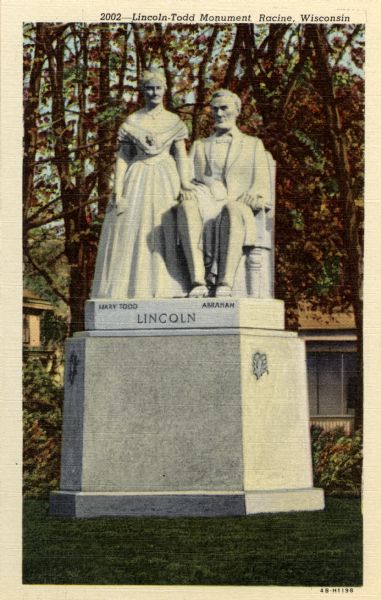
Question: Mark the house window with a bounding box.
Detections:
[307,352,358,417]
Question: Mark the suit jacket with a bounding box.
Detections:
[190,128,274,249]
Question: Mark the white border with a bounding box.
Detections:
[1,1,380,598]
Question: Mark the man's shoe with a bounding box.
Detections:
[188,284,209,298]
[215,284,233,297]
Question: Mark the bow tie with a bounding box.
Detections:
[215,133,233,144]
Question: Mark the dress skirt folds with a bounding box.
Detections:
[91,113,190,299]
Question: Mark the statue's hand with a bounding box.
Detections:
[106,198,115,213]
[257,197,272,212]
[237,191,256,207]
[179,183,198,203]
[238,192,271,212]
[106,193,120,212]
[117,125,129,143]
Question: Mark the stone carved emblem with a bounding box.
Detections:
[68,351,79,385]
[252,352,269,380]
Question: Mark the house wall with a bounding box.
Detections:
[27,314,41,347]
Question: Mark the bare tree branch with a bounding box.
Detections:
[25,247,69,305]
[334,25,362,66]
[31,136,117,165]
[277,27,313,118]
[26,173,101,231]
[26,194,62,221]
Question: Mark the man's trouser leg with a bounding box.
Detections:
[217,202,246,289]
[177,199,206,287]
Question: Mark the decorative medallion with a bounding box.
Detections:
[68,351,79,385]
[145,134,156,147]
[252,352,269,380]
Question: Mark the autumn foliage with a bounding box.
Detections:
[23,358,63,497]
[311,426,362,497]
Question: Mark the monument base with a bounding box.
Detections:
[51,299,324,518]
[51,488,324,518]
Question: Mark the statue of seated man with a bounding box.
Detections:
[177,89,272,298]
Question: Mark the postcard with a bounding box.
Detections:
[1,0,380,599]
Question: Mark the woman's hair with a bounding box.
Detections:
[140,67,167,90]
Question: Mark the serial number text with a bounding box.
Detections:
[100,13,122,21]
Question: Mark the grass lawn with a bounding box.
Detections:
[23,496,362,586]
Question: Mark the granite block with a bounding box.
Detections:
[52,326,324,517]
[85,298,285,331]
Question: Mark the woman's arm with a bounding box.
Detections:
[111,144,129,207]
[172,139,195,191]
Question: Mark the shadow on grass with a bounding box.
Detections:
[23,497,362,586]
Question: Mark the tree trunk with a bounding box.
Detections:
[133,25,147,106]
[23,23,46,225]
[97,26,112,217]
[117,26,130,103]
[223,25,244,89]
[191,26,219,141]
[155,24,175,111]
[45,27,88,335]
[74,26,98,310]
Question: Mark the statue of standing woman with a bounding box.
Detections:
[91,68,195,299]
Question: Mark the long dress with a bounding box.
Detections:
[91,109,190,299]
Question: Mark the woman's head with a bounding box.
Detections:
[140,68,166,107]
[140,67,167,89]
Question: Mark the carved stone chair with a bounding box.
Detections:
[231,151,275,299]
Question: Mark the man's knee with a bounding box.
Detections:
[222,201,244,219]
[221,202,246,230]
[223,201,237,212]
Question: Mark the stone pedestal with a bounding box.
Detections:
[50,299,324,517]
